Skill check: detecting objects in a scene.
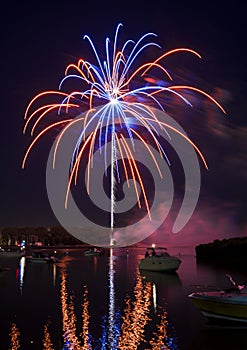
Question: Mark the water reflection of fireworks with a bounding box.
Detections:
[57,269,177,349]
[9,263,177,349]
[9,323,20,350]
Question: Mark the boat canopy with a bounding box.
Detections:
[146,247,167,251]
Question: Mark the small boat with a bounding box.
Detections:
[84,248,104,256]
[138,247,181,273]
[25,251,58,263]
[189,274,247,323]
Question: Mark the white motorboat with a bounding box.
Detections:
[138,247,181,273]
[189,275,247,323]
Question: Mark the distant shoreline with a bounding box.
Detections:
[195,236,247,262]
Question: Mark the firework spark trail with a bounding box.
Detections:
[23,23,226,245]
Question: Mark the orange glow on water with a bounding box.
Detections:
[149,311,169,349]
[118,271,152,348]
[80,286,91,349]
[8,261,174,349]
[42,324,54,350]
[60,272,81,348]
[9,323,20,350]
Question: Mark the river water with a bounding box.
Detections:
[0,246,247,350]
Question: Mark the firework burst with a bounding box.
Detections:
[22,23,226,245]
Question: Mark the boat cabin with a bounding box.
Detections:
[145,247,170,258]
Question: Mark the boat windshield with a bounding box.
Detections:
[145,247,170,257]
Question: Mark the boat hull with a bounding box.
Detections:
[138,256,181,272]
[189,293,247,323]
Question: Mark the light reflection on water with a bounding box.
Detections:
[57,248,177,349]
[9,323,20,350]
[1,247,247,349]
[16,256,26,294]
[107,248,119,349]
[43,323,54,350]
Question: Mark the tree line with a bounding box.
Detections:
[0,226,83,246]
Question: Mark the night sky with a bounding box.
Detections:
[1,0,246,246]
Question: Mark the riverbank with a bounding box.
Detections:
[195,236,247,262]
